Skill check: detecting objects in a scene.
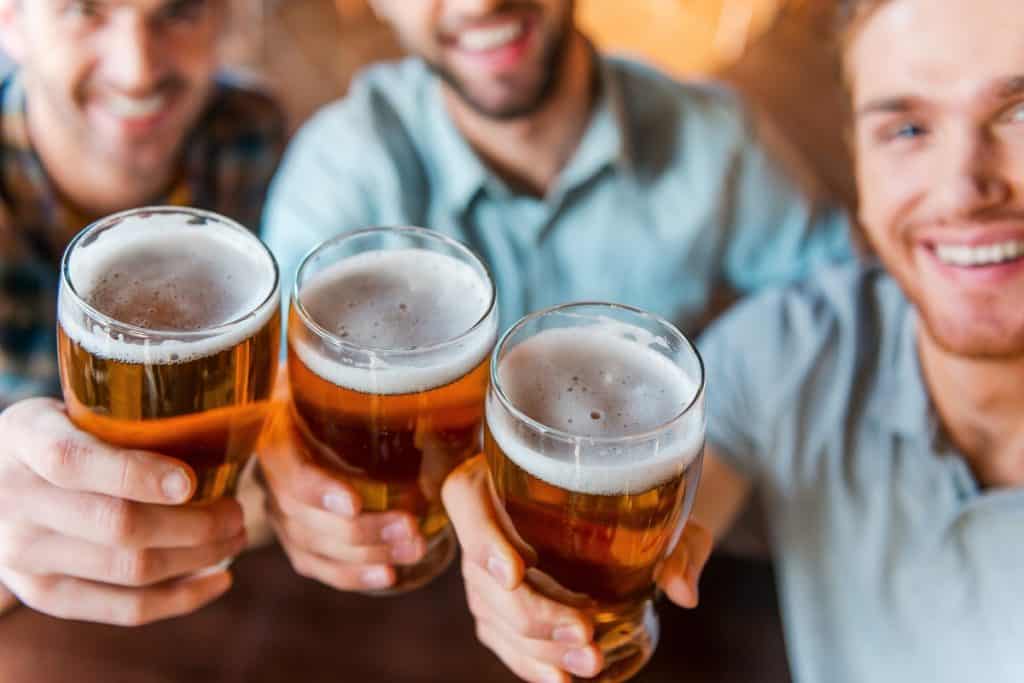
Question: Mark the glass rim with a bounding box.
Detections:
[489,301,706,446]
[60,206,281,340]
[291,225,498,356]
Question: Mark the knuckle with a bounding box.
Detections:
[14,574,54,609]
[43,436,90,486]
[113,549,156,586]
[95,498,138,545]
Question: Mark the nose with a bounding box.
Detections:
[932,126,1013,219]
[100,14,166,94]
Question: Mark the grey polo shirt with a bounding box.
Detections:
[699,262,1024,682]
[262,56,850,333]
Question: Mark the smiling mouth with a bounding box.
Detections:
[455,20,527,53]
[933,240,1024,268]
[101,92,168,120]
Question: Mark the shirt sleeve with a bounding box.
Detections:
[721,104,853,294]
[696,305,766,482]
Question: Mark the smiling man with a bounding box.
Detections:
[444,0,1024,680]
[0,0,285,625]
[261,0,852,600]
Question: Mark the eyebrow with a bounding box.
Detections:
[857,75,1024,117]
[855,97,916,117]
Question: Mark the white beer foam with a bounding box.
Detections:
[489,326,703,495]
[59,212,277,365]
[292,248,495,395]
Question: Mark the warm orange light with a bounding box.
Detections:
[577,0,788,76]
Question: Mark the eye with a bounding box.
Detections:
[66,0,103,18]
[999,102,1024,124]
[876,120,928,145]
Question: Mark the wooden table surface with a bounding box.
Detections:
[0,548,791,683]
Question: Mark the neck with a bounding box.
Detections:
[25,87,177,218]
[444,31,596,198]
[918,327,1024,488]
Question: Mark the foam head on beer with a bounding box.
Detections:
[489,322,704,495]
[293,248,494,395]
[61,210,278,364]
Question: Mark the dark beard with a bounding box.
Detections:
[425,17,573,121]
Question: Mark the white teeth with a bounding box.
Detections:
[104,93,165,119]
[934,241,1024,267]
[458,21,524,52]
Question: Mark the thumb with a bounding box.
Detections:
[657,520,713,608]
[442,454,525,591]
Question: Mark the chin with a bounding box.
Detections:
[920,311,1024,360]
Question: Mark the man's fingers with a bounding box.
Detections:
[0,567,233,626]
[0,523,247,587]
[10,485,245,549]
[1,398,196,504]
[443,454,525,591]
[476,617,604,681]
[258,416,361,518]
[268,489,422,548]
[477,618,603,683]
[657,520,714,608]
[463,560,593,644]
[278,537,396,592]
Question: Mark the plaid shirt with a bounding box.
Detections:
[0,71,286,407]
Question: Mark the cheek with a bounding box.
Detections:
[855,145,927,243]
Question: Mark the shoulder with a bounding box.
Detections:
[700,261,903,407]
[293,58,430,146]
[605,56,748,136]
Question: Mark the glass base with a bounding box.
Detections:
[361,524,457,597]
[574,599,659,683]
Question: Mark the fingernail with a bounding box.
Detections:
[552,624,587,645]
[380,521,412,543]
[562,648,598,677]
[161,470,191,502]
[322,491,356,518]
[361,566,392,589]
[486,555,513,589]
[390,541,421,564]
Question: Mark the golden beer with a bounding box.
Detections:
[57,208,280,504]
[485,304,705,683]
[287,227,497,593]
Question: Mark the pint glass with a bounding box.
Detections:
[58,207,281,504]
[287,226,498,593]
[485,303,705,682]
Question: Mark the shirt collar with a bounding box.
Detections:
[869,289,939,442]
[430,54,635,214]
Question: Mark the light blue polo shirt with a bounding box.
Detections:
[262,56,850,333]
[699,262,1024,683]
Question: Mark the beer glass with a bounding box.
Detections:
[58,207,281,504]
[287,226,497,593]
[485,303,705,682]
